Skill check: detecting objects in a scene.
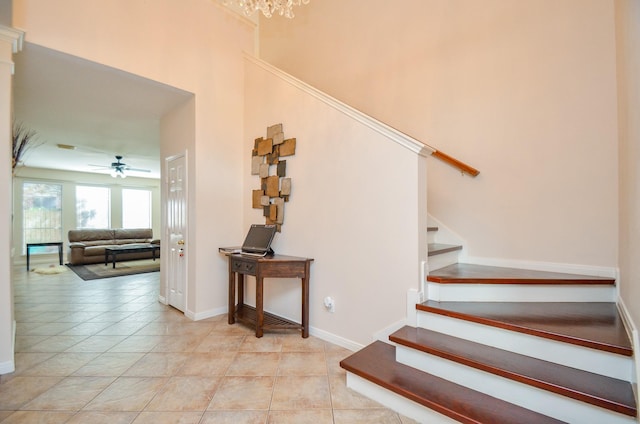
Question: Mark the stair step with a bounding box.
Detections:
[427,263,615,285]
[390,326,637,417]
[428,243,462,256]
[416,301,632,356]
[427,226,439,232]
[340,341,565,424]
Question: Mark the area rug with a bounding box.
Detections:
[32,265,68,275]
[66,259,160,281]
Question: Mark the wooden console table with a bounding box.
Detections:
[26,242,63,271]
[226,253,314,338]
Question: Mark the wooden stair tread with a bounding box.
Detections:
[417,301,633,356]
[428,243,462,256]
[340,341,566,424]
[427,263,615,285]
[390,326,637,416]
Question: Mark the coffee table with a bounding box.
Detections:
[104,244,160,268]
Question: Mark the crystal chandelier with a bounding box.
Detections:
[223,0,310,19]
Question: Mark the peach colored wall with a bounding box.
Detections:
[12,0,253,318]
[243,58,428,346]
[616,0,640,331]
[259,0,619,269]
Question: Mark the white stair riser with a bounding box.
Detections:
[396,346,636,424]
[345,372,459,424]
[427,251,459,272]
[417,311,634,380]
[426,282,616,302]
[427,230,437,244]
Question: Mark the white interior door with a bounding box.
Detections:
[166,154,187,312]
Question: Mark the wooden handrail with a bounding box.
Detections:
[431,150,480,177]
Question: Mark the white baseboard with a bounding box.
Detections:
[372,318,407,344]
[188,306,227,321]
[463,255,618,279]
[309,326,363,352]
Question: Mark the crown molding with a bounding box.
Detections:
[0,25,25,75]
[0,25,25,53]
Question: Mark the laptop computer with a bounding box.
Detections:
[219,224,277,257]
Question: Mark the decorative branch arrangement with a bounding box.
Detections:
[251,123,296,232]
[12,122,40,174]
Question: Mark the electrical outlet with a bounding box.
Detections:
[323,296,335,313]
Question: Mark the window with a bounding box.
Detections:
[22,182,63,254]
[122,188,151,229]
[76,186,110,228]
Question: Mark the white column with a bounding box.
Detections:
[0,25,24,375]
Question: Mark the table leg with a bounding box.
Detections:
[228,261,236,324]
[57,243,63,265]
[26,246,30,271]
[112,253,117,269]
[256,276,264,338]
[302,261,310,338]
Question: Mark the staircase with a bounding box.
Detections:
[340,227,638,423]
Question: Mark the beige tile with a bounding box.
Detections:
[18,322,79,336]
[132,411,203,424]
[277,352,327,376]
[108,335,163,352]
[270,376,331,410]
[207,376,274,410]
[399,414,421,423]
[27,335,88,352]
[21,376,115,411]
[0,411,76,423]
[0,376,62,410]
[329,374,385,409]
[65,335,128,353]
[325,349,351,375]
[14,336,50,351]
[333,409,402,423]
[151,335,203,353]
[83,377,168,411]
[239,334,283,352]
[226,352,280,376]
[96,321,149,336]
[0,411,13,421]
[267,409,334,424]
[281,335,326,352]
[73,352,145,376]
[21,353,100,377]
[12,353,55,375]
[194,335,245,352]
[145,376,222,411]
[59,321,114,336]
[123,353,190,377]
[177,352,236,376]
[65,411,138,424]
[200,410,267,424]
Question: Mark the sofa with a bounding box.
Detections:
[68,228,160,265]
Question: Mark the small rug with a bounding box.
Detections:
[32,265,68,275]
[67,259,160,281]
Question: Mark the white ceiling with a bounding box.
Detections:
[12,43,193,179]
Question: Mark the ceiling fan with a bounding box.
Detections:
[92,155,151,178]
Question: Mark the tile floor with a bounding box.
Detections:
[0,263,417,423]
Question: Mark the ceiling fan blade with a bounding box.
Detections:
[124,167,151,173]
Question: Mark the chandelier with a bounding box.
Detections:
[223,0,310,19]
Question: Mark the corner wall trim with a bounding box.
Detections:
[244,53,434,158]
